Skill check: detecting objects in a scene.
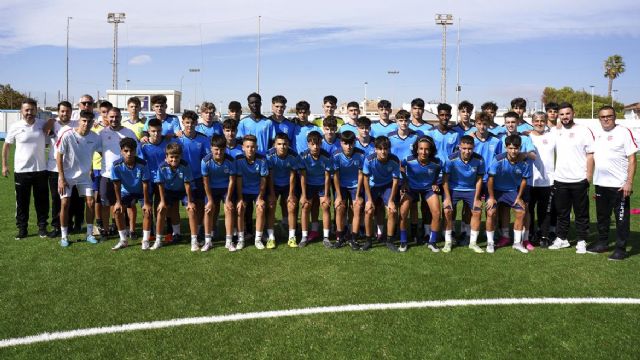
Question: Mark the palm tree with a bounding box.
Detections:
[604,55,625,98]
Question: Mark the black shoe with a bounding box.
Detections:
[361,240,373,251]
[457,237,470,247]
[587,242,608,254]
[414,236,424,246]
[376,234,387,243]
[386,241,399,252]
[38,226,48,238]
[47,228,61,238]
[349,239,361,251]
[331,239,346,249]
[608,249,627,261]
[15,228,28,240]
[538,236,550,248]
[99,228,109,241]
[108,223,117,236]
[128,231,138,240]
[549,231,557,241]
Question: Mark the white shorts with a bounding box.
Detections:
[60,177,93,198]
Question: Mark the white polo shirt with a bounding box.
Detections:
[99,127,138,179]
[530,130,556,187]
[553,124,594,183]
[593,125,638,188]
[5,118,47,173]
[47,119,78,172]
[56,129,102,182]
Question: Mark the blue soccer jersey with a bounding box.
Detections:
[355,138,376,157]
[362,153,401,187]
[111,157,151,195]
[517,121,534,133]
[292,122,323,155]
[370,121,398,138]
[472,133,502,182]
[270,117,297,143]
[499,133,535,154]
[332,148,365,189]
[201,153,235,189]
[140,138,176,180]
[388,130,418,162]
[451,123,474,139]
[267,148,301,188]
[488,125,507,136]
[409,121,434,136]
[237,116,275,155]
[338,122,359,135]
[489,153,531,192]
[195,122,223,138]
[225,142,244,159]
[143,115,182,136]
[155,160,193,192]
[322,137,341,155]
[299,149,332,186]
[444,152,485,191]
[402,156,442,190]
[176,133,210,179]
[235,154,269,195]
[429,127,460,166]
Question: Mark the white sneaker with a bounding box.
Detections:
[228,242,237,252]
[512,242,529,253]
[486,242,495,254]
[575,240,587,254]
[111,240,128,250]
[191,241,200,252]
[469,243,484,253]
[141,240,150,250]
[236,240,245,250]
[549,238,570,250]
[225,239,231,249]
[442,241,452,253]
[201,242,213,252]
[427,243,440,253]
[150,240,162,250]
[255,239,265,250]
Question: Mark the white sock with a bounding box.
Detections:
[233,228,238,236]
[514,230,523,244]
[470,230,479,245]
[302,230,308,240]
[172,224,181,235]
[191,235,198,244]
[323,229,330,238]
[289,229,296,238]
[225,235,232,243]
[445,230,453,243]
[118,230,127,241]
[486,231,495,245]
[205,235,212,244]
[311,222,319,232]
[61,227,69,238]
[86,224,93,236]
[238,232,245,241]
[143,230,151,241]
[376,224,384,235]
[501,228,510,239]
[255,231,263,242]
[156,235,164,244]
[267,229,275,239]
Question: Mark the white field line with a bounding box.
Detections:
[2,297,640,348]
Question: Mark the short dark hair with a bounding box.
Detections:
[127,97,141,106]
[558,102,574,111]
[598,105,615,114]
[340,130,356,144]
[323,116,338,129]
[21,98,37,107]
[505,134,522,148]
[228,101,242,112]
[503,111,519,120]
[545,102,559,111]
[99,100,113,109]
[150,95,167,105]
[147,118,162,129]
[242,134,258,144]
[378,100,391,109]
[296,101,310,113]
[395,110,410,120]
[274,132,290,143]
[412,135,437,160]
[347,101,360,109]
[272,95,287,105]
[79,110,95,121]
[481,101,498,112]
[247,92,262,102]
[166,142,182,156]
[120,137,137,151]
[323,95,338,106]
[210,134,227,148]
[475,112,490,124]
[511,97,527,109]
[374,136,390,149]
[460,135,475,146]
[356,116,371,128]
[458,100,473,112]
[182,110,198,122]
[437,103,452,113]
[410,98,425,108]
[58,101,72,110]
[222,117,237,130]
[307,131,322,144]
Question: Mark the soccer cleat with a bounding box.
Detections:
[86,234,99,244]
[266,238,276,249]
[349,239,361,251]
[298,239,309,248]
[60,238,70,247]
[171,233,182,244]
[228,242,237,252]
[486,242,495,254]
[150,240,162,250]
[548,238,570,250]
[38,227,48,238]
[128,231,138,240]
[287,237,298,248]
[191,241,201,252]
[469,243,484,253]
[254,239,265,250]
[442,242,452,253]
[308,231,320,242]
[361,240,373,251]
[386,241,399,252]
[608,249,627,261]
[399,242,408,252]
[201,242,213,252]
[376,234,387,243]
[496,236,511,248]
[457,233,469,247]
[141,240,150,250]
[15,228,28,240]
[322,238,333,248]
[523,240,535,251]
[47,228,61,238]
[236,240,245,250]
[586,242,608,254]
[93,226,102,236]
[112,241,128,251]
[575,240,587,254]
[331,239,346,249]
[512,243,529,253]
[538,236,551,248]
[427,243,440,253]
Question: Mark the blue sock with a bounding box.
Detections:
[429,230,438,244]
[400,230,407,243]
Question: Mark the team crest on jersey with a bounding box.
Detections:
[543,139,548,144]
[428,168,434,175]
[178,172,183,179]
[354,160,360,166]
[471,166,477,172]
[224,168,229,174]
[608,135,613,141]
[448,138,456,144]
[255,164,260,171]
[569,133,575,138]
[386,165,393,172]
[515,168,522,174]
[136,169,142,178]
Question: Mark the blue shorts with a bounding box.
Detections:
[305,184,326,197]
[165,189,186,207]
[187,177,205,201]
[121,193,144,208]
[268,184,299,201]
[407,188,436,202]
[92,170,101,192]
[366,183,397,205]
[209,187,229,203]
[339,186,363,202]
[449,190,478,210]
[495,190,526,210]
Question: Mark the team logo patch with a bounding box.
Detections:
[354,160,360,166]
[569,133,575,139]
[178,172,183,179]
[448,138,456,144]
[224,168,229,174]
[387,166,393,172]
[515,168,522,174]
[542,139,548,144]
[136,170,142,178]
[471,166,477,172]
[608,135,614,141]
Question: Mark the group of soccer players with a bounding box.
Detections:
[4,92,636,260]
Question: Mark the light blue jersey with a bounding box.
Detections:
[402,156,441,190]
[388,130,418,162]
[201,153,235,189]
[409,121,434,136]
[195,122,222,138]
[355,137,376,157]
[517,121,534,133]
[338,123,358,135]
[155,160,193,192]
[111,157,151,195]
[444,152,485,191]
[489,153,531,192]
[370,121,398,138]
[322,137,341,155]
[235,153,269,195]
[143,115,181,136]
[270,116,297,144]
[266,148,301,188]
[299,149,332,186]
[292,122,322,155]
[225,142,244,159]
[332,148,365,189]
[363,153,401,187]
[237,116,275,155]
[499,133,535,153]
[429,127,460,166]
[451,123,474,139]
[488,125,507,136]
[176,133,210,179]
[140,137,176,180]
[471,133,502,182]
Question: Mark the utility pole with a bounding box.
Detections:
[435,14,453,103]
[66,16,72,100]
[455,18,461,111]
[107,12,126,90]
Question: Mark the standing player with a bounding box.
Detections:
[269,95,296,144]
[222,118,243,158]
[545,102,559,128]
[389,110,419,163]
[123,97,146,140]
[227,101,242,122]
[55,110,102,246]
[339,102,360,135]
[355,116,376,157]
[195,102,223,138]
[142,95,181,140]
[292,100,322,155]
[321,116,341,155]
[237,93,275,156]
[548,102,594,254]
[511,97,534,133]
[481,101,506,136]
[409,98,434,136]
[313,95,344,128]
[589,106,637,260]
[370,100,397,138]
[452,101,474,137]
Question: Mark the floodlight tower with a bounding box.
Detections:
[107,12,126,90]
[435,14,453,103]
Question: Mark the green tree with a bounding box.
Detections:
[0,84,28,109]
[541,86,623,119]
[604,55,625,98]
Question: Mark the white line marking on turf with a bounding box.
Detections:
[2,297,639,348]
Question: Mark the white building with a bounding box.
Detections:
[106,90,182,113]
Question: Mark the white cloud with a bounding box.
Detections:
[129,54,151,65]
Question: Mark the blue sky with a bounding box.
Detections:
[1,0,638,112]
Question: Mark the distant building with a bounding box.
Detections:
[106,90,182,113]
[623,102,640,119]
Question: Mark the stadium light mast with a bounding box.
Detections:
[189,68,200,109]
[66,16,72,100]
[455,18,461,111]
[107,12,126,90]
[388,70,399,110]
[435,14,453,103]
[256,15,261,94]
